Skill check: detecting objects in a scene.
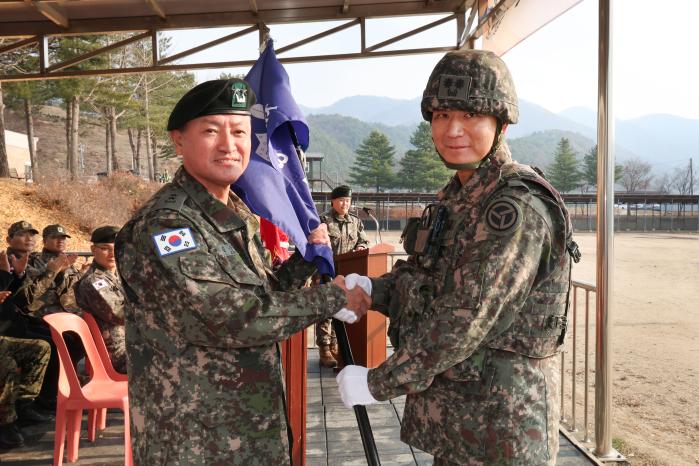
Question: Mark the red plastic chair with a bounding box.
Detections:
[43,312,133,466]
[81,312,128,441]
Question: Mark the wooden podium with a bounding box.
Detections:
[334,243,394,368]
[281,242,394,465]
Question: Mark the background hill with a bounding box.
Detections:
[4,94,695,188]
[301,95,699,184]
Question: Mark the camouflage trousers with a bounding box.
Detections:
[0,336,50,425]
[315,319,336,346]
[103,327,127,374]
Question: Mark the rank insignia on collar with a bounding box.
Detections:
[152,228,197,257]
[485,198,522,235]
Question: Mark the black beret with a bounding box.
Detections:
[8,220,38,237]
[167,78,257,131]
[43,224,71,238]
[90,225,120,244]
[331,185,352,199]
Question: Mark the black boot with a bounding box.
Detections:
[16,400,55,425]
[0,422,25,449]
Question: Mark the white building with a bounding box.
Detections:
[3,129,36,179]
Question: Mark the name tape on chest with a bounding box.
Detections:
[152,228,198,257]
[92,278,109,291]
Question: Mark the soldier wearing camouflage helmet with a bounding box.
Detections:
[115,78,371,465]
[337,49,580,465]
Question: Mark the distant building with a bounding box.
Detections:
[3,130,36,179]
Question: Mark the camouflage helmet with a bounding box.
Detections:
[421,49,518,124]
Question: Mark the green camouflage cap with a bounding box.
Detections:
[167,78,257,131]
[42,224,71,238]
[421,49,518,124]
[8,220,39,237]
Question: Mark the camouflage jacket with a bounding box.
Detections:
[367,144,572,465]
[320,209,369,255]
[75,263,127,373]
[115,166,347,466]
[16,250,83,316]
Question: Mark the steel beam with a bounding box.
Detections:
[365,13,455,53]
[158,25,259,64]
[47,31,151,72]
[0,2,463,36]
[144,0,166,20]
[276,19,360,55]
[24,0,69,28]
[0,46,457,82]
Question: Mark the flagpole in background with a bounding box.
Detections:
[236,37,380,466]
[276,45,382,466]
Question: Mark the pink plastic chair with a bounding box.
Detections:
[81,312,128,440]
[43,313,132,466]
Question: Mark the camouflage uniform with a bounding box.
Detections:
[367,144,573,465]
[115,166,347,466]
[362,49,577,465]
[75,263,127,373]
[316,208,369,346]
[16,250,83,316]
[0,336,50,425]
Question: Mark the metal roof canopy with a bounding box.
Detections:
[0,0,515,82]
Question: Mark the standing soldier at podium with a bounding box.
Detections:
[317,185,369,368]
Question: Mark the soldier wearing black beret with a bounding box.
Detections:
[75,225,127,374]
[116,78,371,465]
[317,184,369,367]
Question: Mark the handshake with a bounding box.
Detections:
[329,273,372,324]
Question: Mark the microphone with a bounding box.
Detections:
[362,207,382,245]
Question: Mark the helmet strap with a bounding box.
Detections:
[434,120,504,170]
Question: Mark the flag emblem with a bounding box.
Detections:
[152,228,197,256]
[92,278,109,291]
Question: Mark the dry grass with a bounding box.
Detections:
[31,171,161,233]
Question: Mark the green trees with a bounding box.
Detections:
[397,122,451,192]
[547,137,582,193]
[581,145,622,192]
[348,130,395,192]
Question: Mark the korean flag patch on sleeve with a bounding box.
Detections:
[92,279,109,291]
[152,228,198,257]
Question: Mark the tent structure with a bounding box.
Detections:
[0,0,621,463]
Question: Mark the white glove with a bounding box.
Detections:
[336,365,379,408]
[333,308,358,324]
[332,274,372,324]
[345,273,372,295]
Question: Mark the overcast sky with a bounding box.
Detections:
[168,0,698,120]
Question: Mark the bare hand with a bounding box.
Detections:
[9,253,28,276]
[355,245,367,251]
[47,254,77,274]
[0,290,11,304]
[333,275,371,321]
[308,223,330,246]
[0,251,10,273]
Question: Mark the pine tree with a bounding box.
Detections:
[547,137,582,193]
[398,122,451,192]
[581,145,623,192]
[348,130,395,192]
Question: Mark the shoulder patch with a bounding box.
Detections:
[152,228,198,257]
[484,198,523,235]
[92,278,109,291]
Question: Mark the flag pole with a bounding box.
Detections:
[287,123,382,466]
